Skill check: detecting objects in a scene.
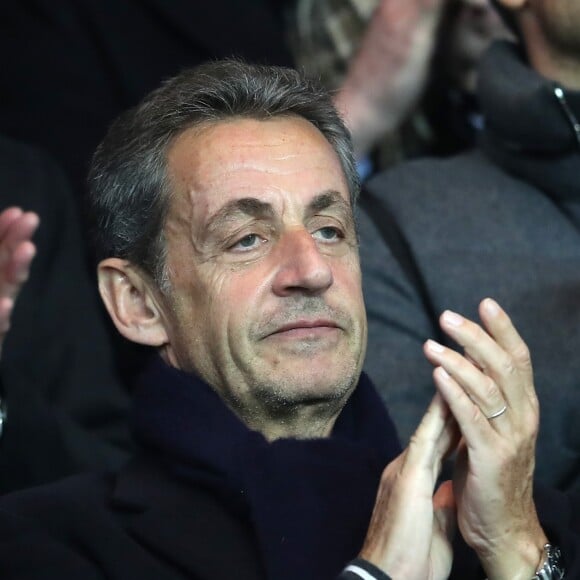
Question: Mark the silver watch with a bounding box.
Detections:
[533,544,565,579]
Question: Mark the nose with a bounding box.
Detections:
[271,228,333,297]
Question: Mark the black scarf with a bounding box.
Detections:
[132,357,401,580]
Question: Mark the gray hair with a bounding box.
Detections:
[88,59,360,289]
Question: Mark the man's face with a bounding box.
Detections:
[157,116,366,427]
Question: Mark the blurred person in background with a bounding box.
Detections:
[287,0,512,174]
[358,0,580,493]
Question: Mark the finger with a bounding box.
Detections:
[424,339,506,422]
[432,365,498,444]
[8,241,36,285]
[406,392,457,480]
[1,212,40,250]
[0,295,15,358]
[439,310,507,376]
[0,239,37,300]
[438,308,531,409]
[0,207,24,240]
[0,213,39,298]
[478,298,534,386]
[0,296,14,334]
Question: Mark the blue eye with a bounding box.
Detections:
[239,234,259,247]
[313,227,341,241]
[230,233,264,252]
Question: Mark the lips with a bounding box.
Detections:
[275,319,337,331]
[265,319,340,339]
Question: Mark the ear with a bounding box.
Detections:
[98,258,169,347]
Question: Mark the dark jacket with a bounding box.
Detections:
[358,40,580,491]
[0,455,266,580]
[0,136,132,493]
[1,358,579,578]
[0,360,403,579]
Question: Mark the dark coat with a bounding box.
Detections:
[1,358,580,579]
[0,455,265,580]
[0,361,580,580]
[0,361,401,580]
[358,41,580,492]
[2,451,580,579]
[0,135,132,493]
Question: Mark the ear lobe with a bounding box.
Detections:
[98,258,169,347]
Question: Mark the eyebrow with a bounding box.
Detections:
[205,190,352,236]
[307,190,351,216]
[206,198,275,236]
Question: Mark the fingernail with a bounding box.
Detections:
[484,298,500,316]
[427,339,445,353]
[442,310,464,327]
[437,367,451,381]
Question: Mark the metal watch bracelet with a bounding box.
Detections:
[533,543,565,580]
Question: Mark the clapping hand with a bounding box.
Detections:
[424,299,547,579]
[0,208,39,356]
[360,392,458,579]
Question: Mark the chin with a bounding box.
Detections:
[258,366,359,408]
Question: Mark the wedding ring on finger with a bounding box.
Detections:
[486,405,507,420]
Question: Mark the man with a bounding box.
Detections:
[360,0,580,491]
[0,61,574,579]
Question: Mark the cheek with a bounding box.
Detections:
[343,260,367,326]
[166,266,218,342]
[336,254,364,300]
[205,268,268,338]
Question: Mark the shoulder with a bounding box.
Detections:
[359,150,554,244]
[0,471,114,523]
[367,149,502,190]
[364,150,522,211]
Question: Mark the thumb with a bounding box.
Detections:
[407,393,456,480]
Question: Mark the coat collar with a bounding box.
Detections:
[478,41,580,200]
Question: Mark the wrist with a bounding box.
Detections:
[479,531,548,580]
[338,558,392,580]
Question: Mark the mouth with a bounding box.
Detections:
[265,319,341,340]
